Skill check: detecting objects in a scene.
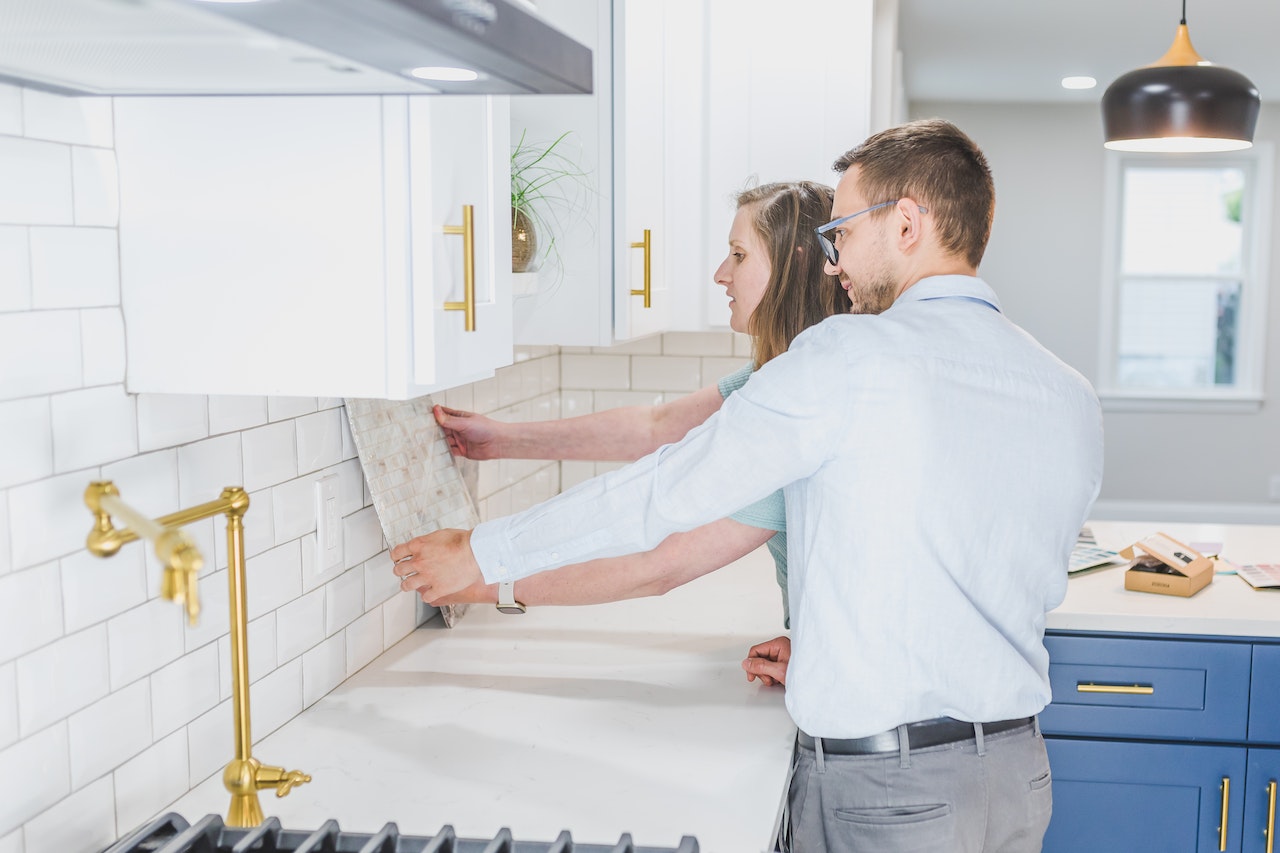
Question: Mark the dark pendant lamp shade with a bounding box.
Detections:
[1102,19,1261,152]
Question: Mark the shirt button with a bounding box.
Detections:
[551,552,560,560]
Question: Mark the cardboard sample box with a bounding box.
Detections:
[1121,533,1214,597]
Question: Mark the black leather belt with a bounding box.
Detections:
[798,716,1035,756]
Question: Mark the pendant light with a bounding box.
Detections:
[1101,0,1260,152]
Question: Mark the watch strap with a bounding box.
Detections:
[496,581,526,615]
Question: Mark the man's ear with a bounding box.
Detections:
[895,198,926,251]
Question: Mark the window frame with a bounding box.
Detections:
[1097,144,1274,412]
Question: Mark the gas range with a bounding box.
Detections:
[104,813,699,853]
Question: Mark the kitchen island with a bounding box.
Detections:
[158,548,796,852]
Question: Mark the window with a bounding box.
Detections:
[1099,147,1273,408]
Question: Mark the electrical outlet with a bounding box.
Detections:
[1270,474,1280,502]
[314,474,344,575]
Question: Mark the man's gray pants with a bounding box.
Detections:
[785,720,1052,852]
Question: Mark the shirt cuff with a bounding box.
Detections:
[471,516,520,584]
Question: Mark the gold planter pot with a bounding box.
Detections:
[511,206,539,273]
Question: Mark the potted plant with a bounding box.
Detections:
[509,129,592,274]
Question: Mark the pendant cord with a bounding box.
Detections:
[1181,0,1187,26]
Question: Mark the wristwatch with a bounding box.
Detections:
[496,582,526,615]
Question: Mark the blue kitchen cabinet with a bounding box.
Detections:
[1043,631,1280,852]
[1043,738,1245,853]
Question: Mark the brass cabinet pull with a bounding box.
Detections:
[443,204,477,332]
[1220,776,1231,852]
[630,228,652,308]
[1076,682,1154,695]
[1267,779,1277,853]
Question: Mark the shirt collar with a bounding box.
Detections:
[893,275,1002,313]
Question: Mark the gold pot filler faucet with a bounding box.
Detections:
[84,481,310,827]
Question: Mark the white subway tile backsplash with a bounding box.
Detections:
[558,389,592,418]
[0,84,20,135]
[381,592,417,648]
[0,491,9,576]
[324,567,364,637]
[631,355,702,392]
[80,308,126,386]
[362,551,398,610]
[595,335,661,355]
[100,449,178,520]
[0,664,15,750]
[662,331,735,356]
[0,226,30,312]
[0,137,72,226]
[16,625,109,736]
[0,397,52,488]
[442,383,473,413]
[267,397,318,422]
[61,546,146,635]
[25,775,117,853]
[702,356,748,386]
[0,563,63,665]
[136,394,208,454]
[334,459,366,517]
[592,390,665,411]
[51,385,137,473]
[271,475,317,544]
[22,91,112,147]
[116,731,187,834]
[0,311,82,401]
[470,376,499,414]
[560,354,630,390]
[176,434,241,507]
[540,356,559,394]
[150,644,220,740]
[29,227,119,309]
[67,680,150,791]
[208,396,268,435]
[185,700,230,786]
[732,332,753,357]
[338,408,356,460]
[241,421,297,491]
[245,541,302,621]
[275,589,323,666]
[8,470,94,569]
[106,599,184,692]
[295,409,342,475]
[301,634,344,709]
[0,724,70,837]
[560,460,594,492]
[342,506,384,568]
[344,609,382,677]
[71,147,119,228]
[251,659,301,740]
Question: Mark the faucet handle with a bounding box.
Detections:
[276,769,312,798]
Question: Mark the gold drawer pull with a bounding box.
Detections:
[1076,682,1154,695]
[1220,776,1230,852]
[443,204,477,332]
[630,228,652,308]
[1266,779,1277,853]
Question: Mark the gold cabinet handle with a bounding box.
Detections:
[1076,682,1154,695]
[1266,779,1277,853]
[443,204,477,332]
[1220,776,1231,852]
[629,228,652,308]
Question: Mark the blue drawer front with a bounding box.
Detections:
[1249,645,1280,745]
[1043,634,1251,741]
[1044,738,1247,853]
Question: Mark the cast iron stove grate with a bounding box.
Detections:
[103,813,699,853]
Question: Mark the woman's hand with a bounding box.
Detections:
[742,635,791,687]
[433,405,505,460]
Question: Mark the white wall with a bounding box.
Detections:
[912,100,1280,509]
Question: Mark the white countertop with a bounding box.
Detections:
[160,548,796,852]
[1048,519,1280,638]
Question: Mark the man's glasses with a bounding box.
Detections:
[814,200,927,266]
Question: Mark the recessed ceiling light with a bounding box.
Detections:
[406,66,480,82]
[1062,76,1098,90]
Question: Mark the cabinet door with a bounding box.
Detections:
[1250,645,1280,745]
[1243,748,1280,853]
[406,95,513,392]
[1044,738,1246,853]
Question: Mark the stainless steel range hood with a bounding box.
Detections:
[0,0,593,96]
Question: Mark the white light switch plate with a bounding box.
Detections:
[314,474,343,575]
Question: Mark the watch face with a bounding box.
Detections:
[496,604,526,615]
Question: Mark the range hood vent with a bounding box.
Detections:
[0,0,593,96]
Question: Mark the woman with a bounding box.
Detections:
[431,181,845,686]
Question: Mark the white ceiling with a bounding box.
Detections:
[899,0,1280,104]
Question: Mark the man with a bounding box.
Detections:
[392,119,1103,852]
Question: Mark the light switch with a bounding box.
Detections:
[314,474,343,576]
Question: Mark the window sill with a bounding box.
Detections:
[1098,391,1264,414]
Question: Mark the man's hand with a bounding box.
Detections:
[433,405,504,460]
[389,529,484,605]
[742,635,791,687]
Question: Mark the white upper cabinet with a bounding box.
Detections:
[114,94,512,399]
[510,0,875,345]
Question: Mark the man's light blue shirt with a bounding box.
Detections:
[472,275,1104,739]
